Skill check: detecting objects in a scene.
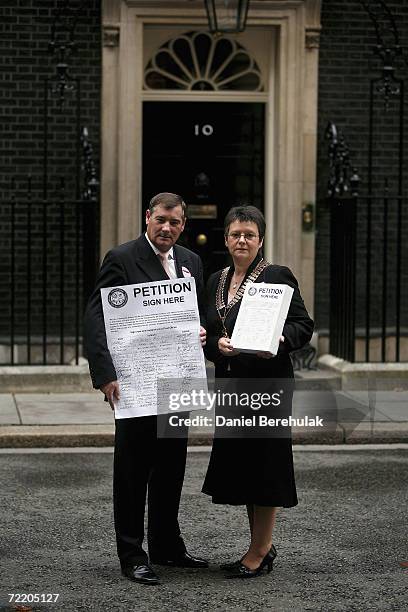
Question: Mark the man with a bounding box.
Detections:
[84,193,208,585]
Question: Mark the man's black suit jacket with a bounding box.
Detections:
[84,234,205,390]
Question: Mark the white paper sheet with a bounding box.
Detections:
[230,283,294,355]
[101,278,207,419]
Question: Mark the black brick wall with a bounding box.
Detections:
[315,0,408,333]
[0,1,100,356]
[0,0,101,192]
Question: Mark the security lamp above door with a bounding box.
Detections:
[204,0,250,34]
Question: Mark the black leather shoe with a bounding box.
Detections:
[225,545,277,578]
[121,564,159,585]
[150,551,208,568]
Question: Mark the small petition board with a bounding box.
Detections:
[230,283,294,355]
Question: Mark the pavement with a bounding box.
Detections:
[0,370,407,447]
[1,447,407,611]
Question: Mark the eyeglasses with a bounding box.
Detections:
[227,232,259,241]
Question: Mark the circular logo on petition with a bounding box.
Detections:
[248,286,257,296]
[108,288,128,308]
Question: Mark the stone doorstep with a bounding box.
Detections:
[0,366,95,393]
[0,365,342,393]
[1,359,407,393]
[318,354,408,375]
[318,355,408,390]
[0,365,215,393]
[1,423,408,448]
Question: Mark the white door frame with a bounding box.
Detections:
[101,0,321,314]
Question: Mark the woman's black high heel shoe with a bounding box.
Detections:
[220,557,243,571]
[223,545,277,577]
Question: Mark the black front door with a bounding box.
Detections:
[142,101,264,277]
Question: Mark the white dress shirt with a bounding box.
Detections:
[144,232,177,279]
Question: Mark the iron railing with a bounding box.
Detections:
[3,135,98,365]
[328,184,406,363]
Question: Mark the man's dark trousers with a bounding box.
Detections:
[114,415,189,567]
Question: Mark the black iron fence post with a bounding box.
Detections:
[329,197,357,362]
[81,127,99,310]
[326,122,360,362]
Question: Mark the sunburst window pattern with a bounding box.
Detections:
[144,31,263,91]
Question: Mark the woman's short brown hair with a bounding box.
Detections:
[224,205,266,239]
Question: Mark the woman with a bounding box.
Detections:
[202,205,314,578]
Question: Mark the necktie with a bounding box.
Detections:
[158,252,171,277]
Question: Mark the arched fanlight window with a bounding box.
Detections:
[144,31,263,91]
